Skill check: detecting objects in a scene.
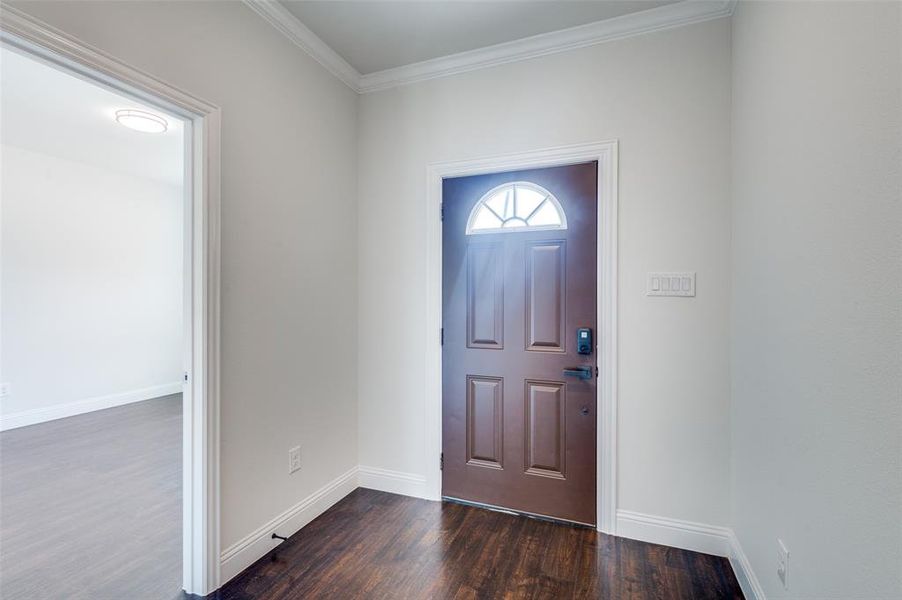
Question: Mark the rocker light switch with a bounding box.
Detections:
[647,272,695,297]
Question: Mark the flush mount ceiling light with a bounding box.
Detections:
[114,109,168,133]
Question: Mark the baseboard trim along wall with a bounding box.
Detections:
[219,466,359,585]
[0,382,183,431]
[616,509,764,600]
[616,509,732,556]
[728,530,766,600]
[357,465,430,499]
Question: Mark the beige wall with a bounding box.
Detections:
[357,18,733,527]
[730,1,902,597]
[7,0,359,552]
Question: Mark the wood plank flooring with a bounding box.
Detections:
[0,394,183,600]
[2,399,742,600]
[213,488,743,600]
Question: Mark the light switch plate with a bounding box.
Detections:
[647,272,695,297]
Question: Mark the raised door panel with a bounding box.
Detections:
[467,243,503,349]
[466,375,503,469]
[524,380,565,479]
[526,241,565,352]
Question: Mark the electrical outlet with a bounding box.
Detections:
[0,383,10,398]
[288,446,301,474]
[777,539,789,589]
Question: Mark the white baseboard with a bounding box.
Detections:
[358,465,430,499]
[728,530,766,600]
[617,509,765,599]
[219,466,359,585]
[616,509,732,557]
[0,382,183,431]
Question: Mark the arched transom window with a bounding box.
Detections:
[466,182,567,235]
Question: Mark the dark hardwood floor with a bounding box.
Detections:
[0,394,182,600]
[2,400,741,600]
[212,488,743,600]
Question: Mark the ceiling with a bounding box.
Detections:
[1,47,184,186]
[279,0,680,75]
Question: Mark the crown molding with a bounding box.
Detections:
[244,0,737,95]
[241,0,361,92]
[359,0,736,93]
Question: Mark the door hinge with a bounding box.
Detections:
[440,453,444,471]
[440,203,444,221]
[440,327,444,345]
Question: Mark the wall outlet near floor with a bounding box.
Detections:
[288,446,301,474]
[0,383,9,398]
[777,538,790,589]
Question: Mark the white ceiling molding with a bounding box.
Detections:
[242,0,361,92]
[244,0,737,95]
[358,0,737,93]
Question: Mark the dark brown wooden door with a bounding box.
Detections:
[442,162,597,525]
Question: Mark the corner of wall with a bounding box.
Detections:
[728,530,766,600]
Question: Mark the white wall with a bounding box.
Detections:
[730,1,902,598]
[7,0,360,561]
[15,3,899,596]
[1,145,183,427]
[357,18,733,528]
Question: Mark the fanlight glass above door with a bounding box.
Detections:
[466,182,568,235]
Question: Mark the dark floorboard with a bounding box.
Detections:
[212,488,743,600]
[0,394,182,600]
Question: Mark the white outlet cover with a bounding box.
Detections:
[647,272,695,297]
[777,538,789,589]
[288,446,301,474]
[0,383,9,397]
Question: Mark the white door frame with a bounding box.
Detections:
[0,7,222,595]
[425,141,619,534]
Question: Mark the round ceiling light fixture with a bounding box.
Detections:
[115,109,168,133]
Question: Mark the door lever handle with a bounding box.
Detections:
[562,366,593,380]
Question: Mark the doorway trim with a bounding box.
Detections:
[425,141,618,534]
[1,7,222,595]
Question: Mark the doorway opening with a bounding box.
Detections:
[0,9,221,595]
[0,44,187,599]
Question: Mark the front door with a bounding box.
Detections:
[441,162,597,525]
